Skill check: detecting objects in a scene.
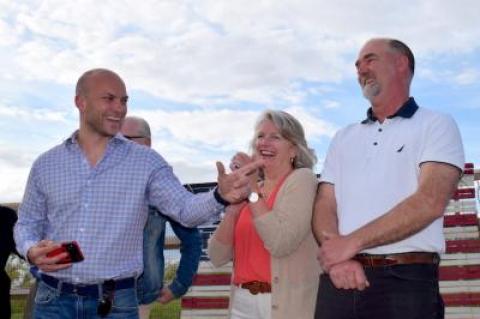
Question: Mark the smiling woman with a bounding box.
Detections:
[208,110,321,319]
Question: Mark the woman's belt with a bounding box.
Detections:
[238,281,272,294]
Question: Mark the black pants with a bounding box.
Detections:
[315,264,444,319]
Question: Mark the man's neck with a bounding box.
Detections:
[77,128,112,167]
[371,92,409,123]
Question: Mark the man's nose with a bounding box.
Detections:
[113,98,127,112]
[356,63,368,76]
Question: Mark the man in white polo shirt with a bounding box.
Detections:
[312,38,464,319]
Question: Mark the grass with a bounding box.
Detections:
[10,297,181,319]
[11,298,27,319]
[150,299,181,319]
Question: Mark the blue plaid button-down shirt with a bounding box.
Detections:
[14,132,223,284]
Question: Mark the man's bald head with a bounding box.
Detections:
[76,68,125,97]
[121,116,152,147]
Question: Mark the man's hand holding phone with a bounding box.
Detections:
[27,239,84,272]
[47,241,84,264]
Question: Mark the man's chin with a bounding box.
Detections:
[362,86,380,102]
[102,128,120,138]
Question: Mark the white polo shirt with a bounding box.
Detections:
[320,98,465,254]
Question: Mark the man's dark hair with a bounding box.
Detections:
[389,39,415,75]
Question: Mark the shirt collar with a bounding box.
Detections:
[361,97,419,124]
[65,131,127,146]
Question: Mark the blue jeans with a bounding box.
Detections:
[137,207,202,304]
[34,280,139,319]
[315,263,444,319]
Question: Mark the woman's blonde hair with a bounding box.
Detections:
[250,110,317,169]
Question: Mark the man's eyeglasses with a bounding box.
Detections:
[123,135,146,140]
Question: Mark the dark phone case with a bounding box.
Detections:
[46,241,84,263]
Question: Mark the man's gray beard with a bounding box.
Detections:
[362,83,381,102]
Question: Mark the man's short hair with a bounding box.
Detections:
[388,39,415,75]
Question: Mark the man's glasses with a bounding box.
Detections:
[97,280,115,317]
[123,135,146,140]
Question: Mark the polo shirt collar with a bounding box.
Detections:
[361,97,419,124]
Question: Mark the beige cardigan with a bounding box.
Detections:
[208,168,321,319]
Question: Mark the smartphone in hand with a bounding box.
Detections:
[46,241,84,264]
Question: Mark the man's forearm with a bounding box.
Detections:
[312,183,339,245]
[348,163,460,252]
[348,193,443,251]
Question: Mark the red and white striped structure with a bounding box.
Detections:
[441,163,480,319]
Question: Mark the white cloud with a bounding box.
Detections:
[136,109,257,151]
[0,167,27,203]
[0,146,34,202]
[0,104,70,123]
[169,160,219,184]
[3,0,479,107]
[284,106,338,139]
[322,100,341,109]
[134,106,335,151]
[1,0,479,203]
[454,68,480,85]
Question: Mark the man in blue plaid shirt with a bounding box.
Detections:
[14,68,261,319]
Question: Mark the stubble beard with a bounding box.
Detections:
[362,81,381,102]
[86,115,119,138]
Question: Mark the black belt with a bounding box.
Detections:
[353,252,440,267]
[40,273,136,299]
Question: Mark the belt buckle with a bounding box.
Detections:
[249,282,261,295]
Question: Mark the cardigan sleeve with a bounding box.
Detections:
[207,236,234,267]
[254,168,318,257]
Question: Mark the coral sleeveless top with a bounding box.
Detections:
[233,174,289,284]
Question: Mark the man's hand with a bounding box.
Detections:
[319,232,360,271]
[328,260,370,291]
[216,158,264,204]
[27,240,72,272]
[158,287,176,304]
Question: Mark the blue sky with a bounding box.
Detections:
[1,0,479,203]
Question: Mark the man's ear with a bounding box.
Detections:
[75,95,85,112]
[396,54,409,73]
